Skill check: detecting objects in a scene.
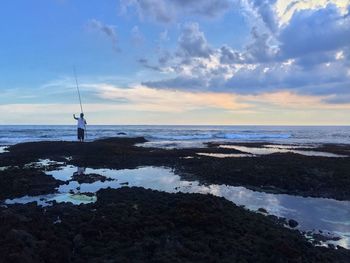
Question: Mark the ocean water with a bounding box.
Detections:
[0,125,349,147]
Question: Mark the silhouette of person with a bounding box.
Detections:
[73,113,87,142]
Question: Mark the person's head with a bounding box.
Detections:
[80,113,84,118]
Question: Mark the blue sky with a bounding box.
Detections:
[0,0,349,125]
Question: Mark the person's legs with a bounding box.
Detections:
[81,129,85,142]
[78,128,83,142]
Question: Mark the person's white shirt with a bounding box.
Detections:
[77,118,86,130]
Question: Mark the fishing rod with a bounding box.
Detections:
[73,66,84,114]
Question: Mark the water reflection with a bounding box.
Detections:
[74,167,86,176]
[197,153,254,158]
[219,145,348,158]
[4,165,350,249]
[0,146,8,154]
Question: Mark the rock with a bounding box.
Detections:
[7,229,37,249]
[258,208,268,213]
[73,234,84,247]
[288,219,299,228]
[0,188,349,262]
[328,244,336,249]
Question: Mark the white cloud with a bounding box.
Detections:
[335,50,345,60]
[2,86,350,124]
[242,91,350,110]
[140,3,350,102]
[176,22,213,58]
[276,0,350,25]
[279,4,350,59]
[92,84,249,111]
[242,0,279,33]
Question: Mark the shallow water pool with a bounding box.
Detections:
[219,145,348,158]
[4,162,350,249]
[0,146,8,154]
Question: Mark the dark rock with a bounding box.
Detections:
[7,229,37,249]
[0,188,349,262]
[258,208,268,214]
[1,138,350,200]
[288,219,299,228]
[73,234,84,247]
[0,138,350,261]
[0,168,63,199]
[70,173,112,184]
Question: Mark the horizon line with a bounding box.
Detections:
[0,124,349,127]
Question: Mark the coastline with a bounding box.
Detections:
[0,137,350,261]
[2,137,350,200]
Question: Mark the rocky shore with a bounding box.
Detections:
[0,137,350,262]
[1,137,349,200]
[1,187,350,263]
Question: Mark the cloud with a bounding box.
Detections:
[93,84,249,111]
[227,57,350,93]
[244,0,279,33]
[176,22,213,58]
[242,90,350,110]
[279,4,350,59]
[141,3,350,103]
[177,0,232,17]
[119,0,232,23]
[244,26,279,62]
[220,45,243,64]
[147,51,350,98]
[137,58,162,71]
[276,0,350,25]
[3,86,350,125]
[87,19,119,51]
[14,84,350,113]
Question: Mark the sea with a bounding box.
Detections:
[0,125,349,147]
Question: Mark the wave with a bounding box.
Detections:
[149,134,214,140]
[3,125,349,145]
[219,133,291,140]
[149,132,291,141]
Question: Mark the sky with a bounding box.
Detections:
[0,0,349,125]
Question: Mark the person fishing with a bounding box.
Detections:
[73,113,87,142]
[73,67,87,142]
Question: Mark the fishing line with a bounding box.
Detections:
[73,66,84,114]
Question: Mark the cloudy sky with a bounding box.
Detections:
[0,0,349,125]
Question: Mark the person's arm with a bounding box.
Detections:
[73,114,78,120]
[84,119,87,125]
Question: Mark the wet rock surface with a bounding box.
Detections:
[1,187,349,263]
[0,168,64,200]
[0,138,350,261]
[69,173,112,184]
[0,138,349,200]
[177,143,350,200]
[288,219,299,228]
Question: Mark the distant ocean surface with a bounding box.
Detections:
[0,125,349,147]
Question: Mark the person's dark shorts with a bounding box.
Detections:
[78,128,85,140]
